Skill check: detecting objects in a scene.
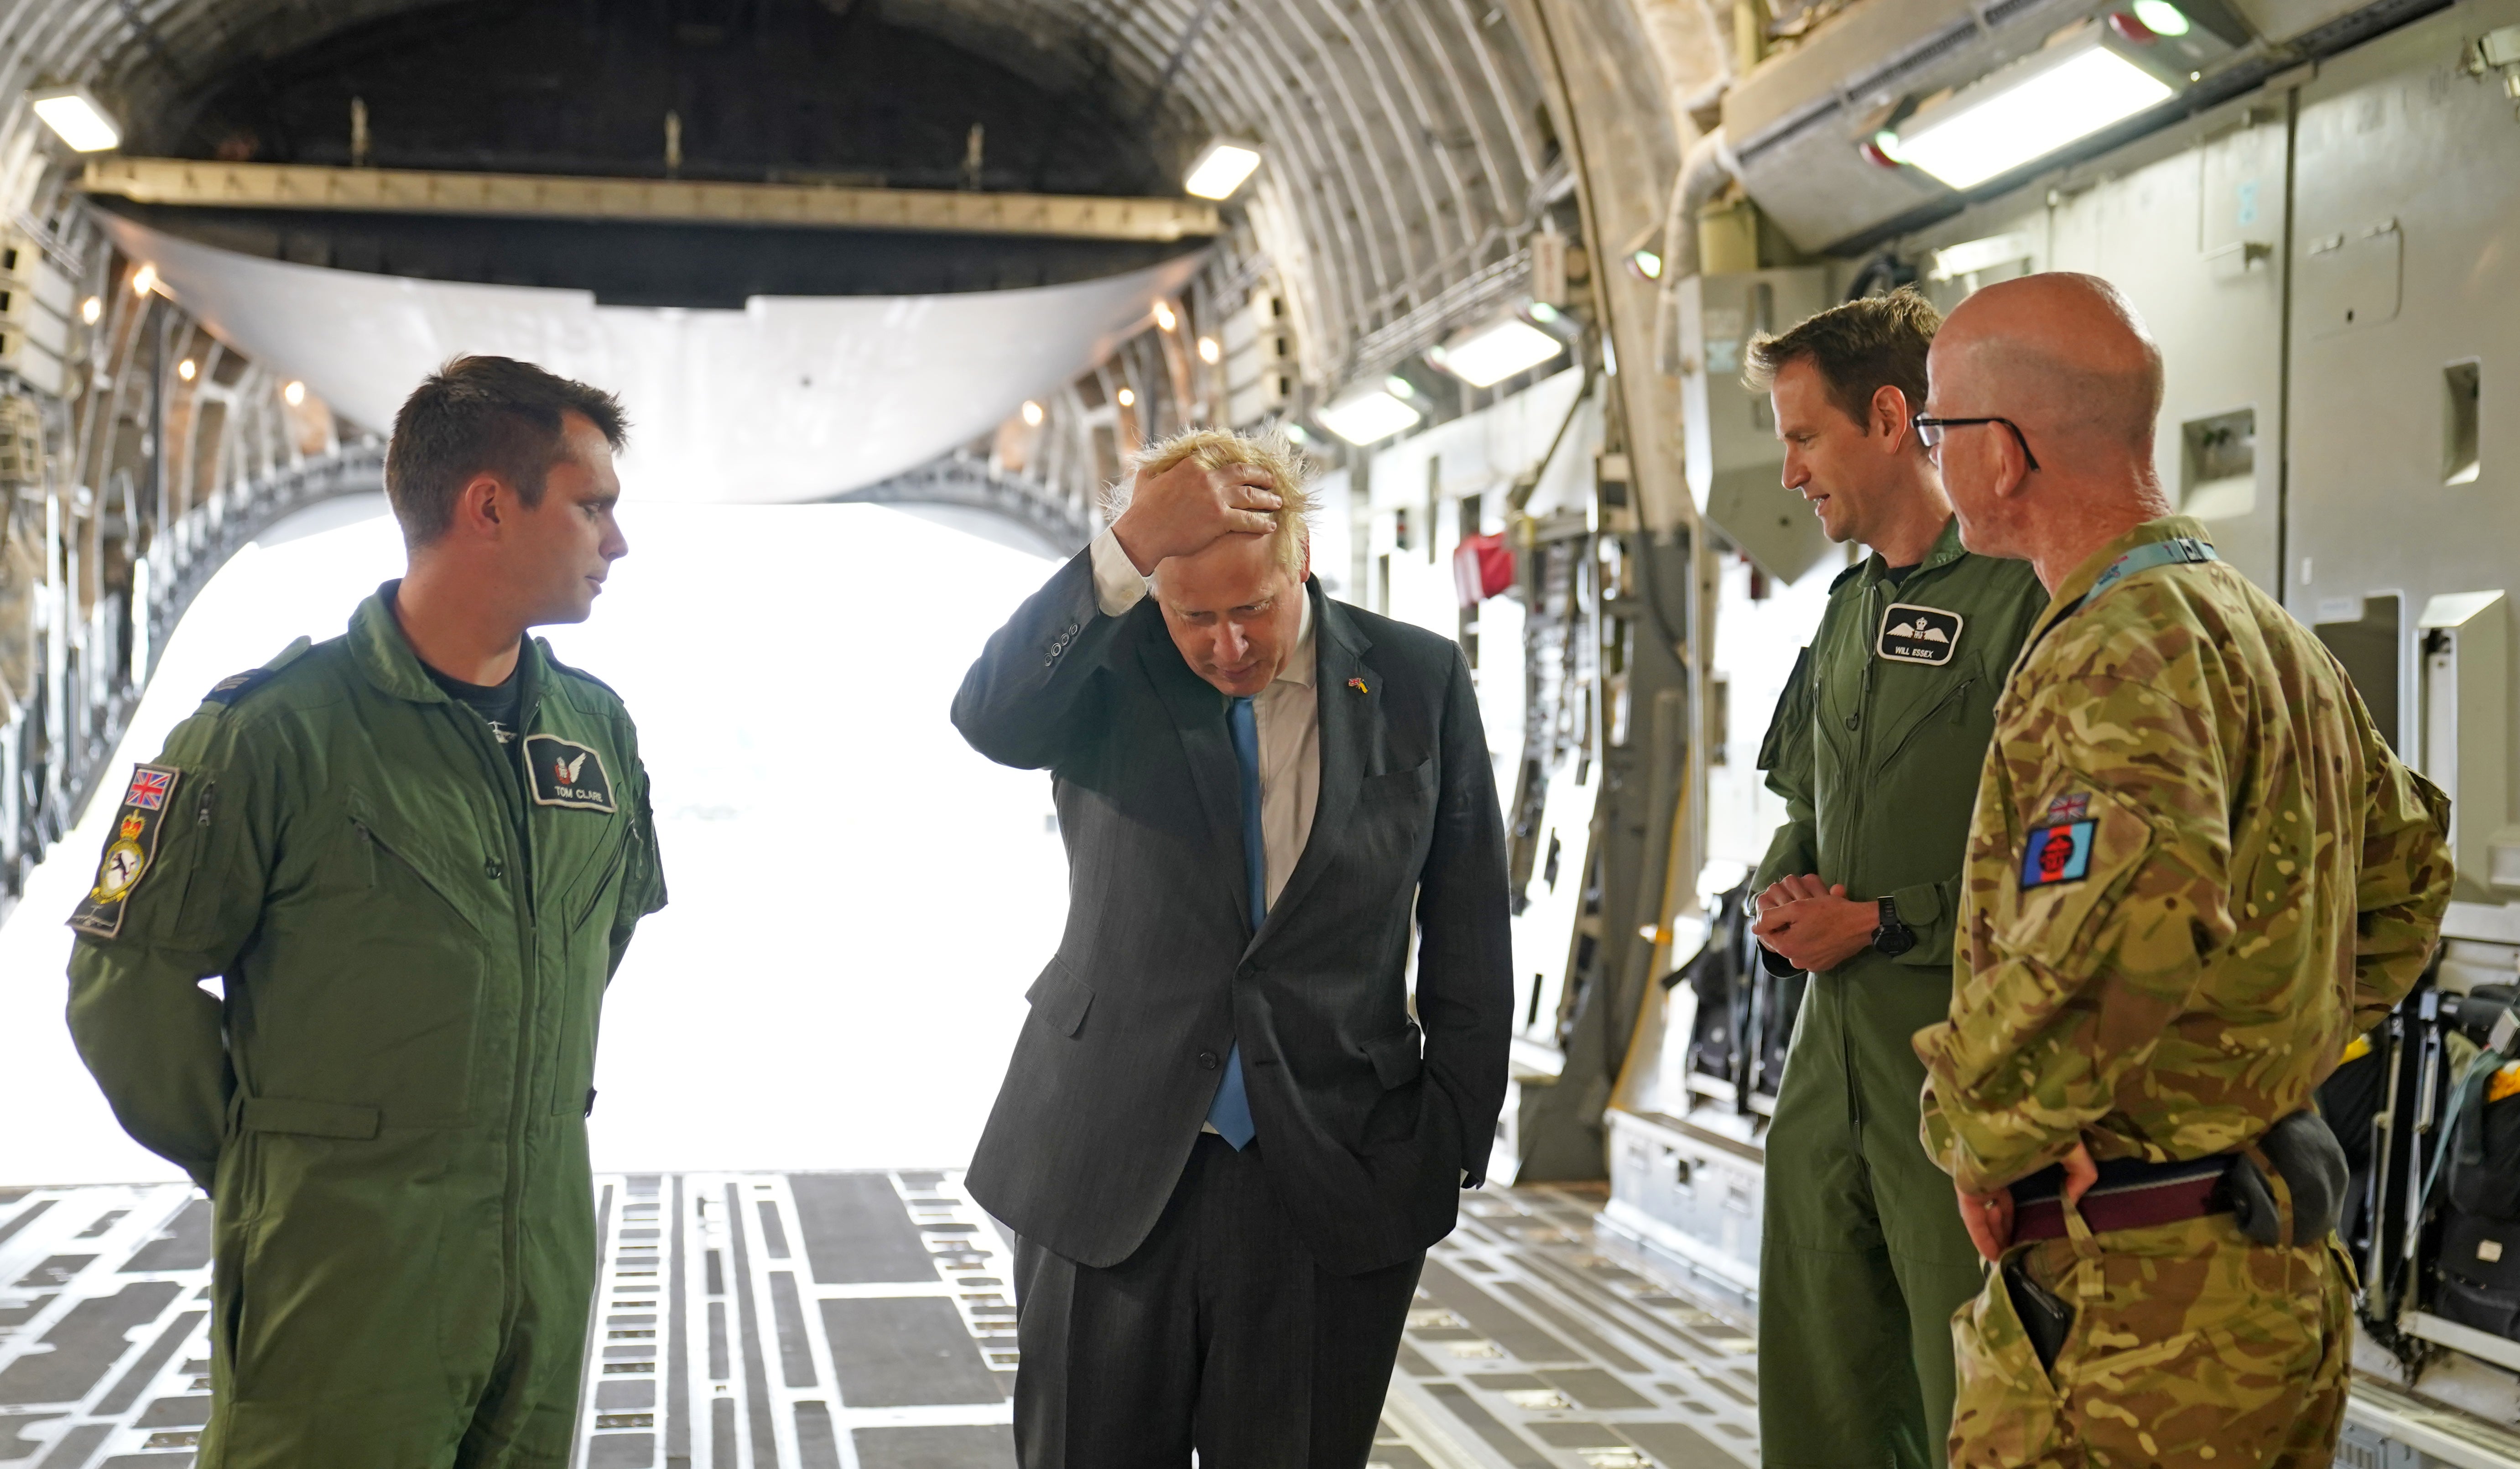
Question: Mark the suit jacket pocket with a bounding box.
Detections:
[1364,1021,1424,1088]
[1026,959,1094,1038]
[1361,760,1435,799]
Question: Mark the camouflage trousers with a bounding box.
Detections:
[1947,1212,2353,1469]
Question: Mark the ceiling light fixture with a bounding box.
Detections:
[28,85,121,152]
[283,380,307,406]
[1153,301,1178,332]
[1317,389,1421,446]
[1197,335,1221,365]
[78,296,101,325]
[177,359,197,382]
[1428,316,1567,389]
[1629,249,1663,281]
[1019,400,1045,427]
[1184,141,1262,200]
[1116,387,1137,407]
[130,264,157,297]
[1882,32,2176,190]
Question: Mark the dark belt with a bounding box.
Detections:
[2010,1155,2233,1243]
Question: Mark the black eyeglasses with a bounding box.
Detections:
[1911,414,2041,473]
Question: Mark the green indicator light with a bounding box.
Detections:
[2132,0,2192,35]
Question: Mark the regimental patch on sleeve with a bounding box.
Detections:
[2019,817,2098,889]
[68,764,183,938]
[525,734,616,812]
[1876,603,1965,665]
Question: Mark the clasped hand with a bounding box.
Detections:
[1748,874,1877,973]
[1110,456,1284,575]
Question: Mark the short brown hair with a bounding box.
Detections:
[385,356,628,547]
[1743,288,1942,433]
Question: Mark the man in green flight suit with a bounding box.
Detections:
[1743,290,2048,1469]
[66,355,667,1468]
[1914,274,2450,1469]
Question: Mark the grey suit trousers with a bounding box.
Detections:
[1010,1135,1424,1468]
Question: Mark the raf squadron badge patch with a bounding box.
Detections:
[526,734,615,813]
[68,764,184,939]
[1877,603,1965,666]
[2020,797,2098,891]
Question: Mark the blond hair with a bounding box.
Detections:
[1116,427,1318,571]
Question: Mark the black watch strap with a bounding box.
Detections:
[1873,897,1917,957]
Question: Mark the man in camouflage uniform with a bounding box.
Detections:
[1911,273,2452,1469]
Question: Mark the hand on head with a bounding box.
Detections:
[1112,455,1284,575]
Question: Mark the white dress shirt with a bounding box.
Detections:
[1090,528,1320,903]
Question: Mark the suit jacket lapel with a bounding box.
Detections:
[1254,583,1374,951]
[1135,610,1251,913]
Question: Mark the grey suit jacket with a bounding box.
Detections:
[951,549,1513,1277]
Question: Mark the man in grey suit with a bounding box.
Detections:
[953,428,1514,1468]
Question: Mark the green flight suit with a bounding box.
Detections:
[65,584,666,1469]
[1751,518,2046,1469]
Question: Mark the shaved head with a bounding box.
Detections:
[1936,272,2163,457]
[1925,272,2175,584]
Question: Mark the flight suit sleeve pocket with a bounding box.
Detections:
[242,1096,382,1139]
[1994,779,2155,974]
[1026,960,1093,1038]
[1364,1022,1425,1088]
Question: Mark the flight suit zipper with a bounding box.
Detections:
[443,686,543,1340]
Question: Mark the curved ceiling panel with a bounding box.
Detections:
[99,214,1198,504]
[1,0,1554,395]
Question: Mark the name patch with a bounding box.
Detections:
[526,734,616,813]
[1877,603,1965,665]
[68,764,183,938]
[2020,818,2097,890]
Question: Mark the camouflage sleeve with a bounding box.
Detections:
[65,713,278,1190]
[1751,645,1818,892]
[1915,661,2235,1195]
[2348,712,2452,1033]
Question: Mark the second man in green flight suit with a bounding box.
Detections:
[1744,290,2047,1469]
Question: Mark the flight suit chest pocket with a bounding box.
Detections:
[1026,959,1093,1038]
[302,792,495,1127]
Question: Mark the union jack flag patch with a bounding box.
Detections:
[124,769,173,810]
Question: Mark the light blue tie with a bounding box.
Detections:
[1206,695,1264,1150]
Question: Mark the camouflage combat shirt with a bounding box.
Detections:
[1915,516,2453,1194]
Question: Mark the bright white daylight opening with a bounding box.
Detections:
[28,85,122,152]
[0,497,1073,1184]
[1183,140,1262,200]
[1888,42,2175,190]
[1432,317,1567,389]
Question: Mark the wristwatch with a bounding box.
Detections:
[1872,897,1917,957]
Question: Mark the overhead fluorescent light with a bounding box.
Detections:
[1886,36,2175,190]
[1430,317,1567,389]
[1184,141,1261,200]
[28,85,121,152]
[1317,389,1421,445]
